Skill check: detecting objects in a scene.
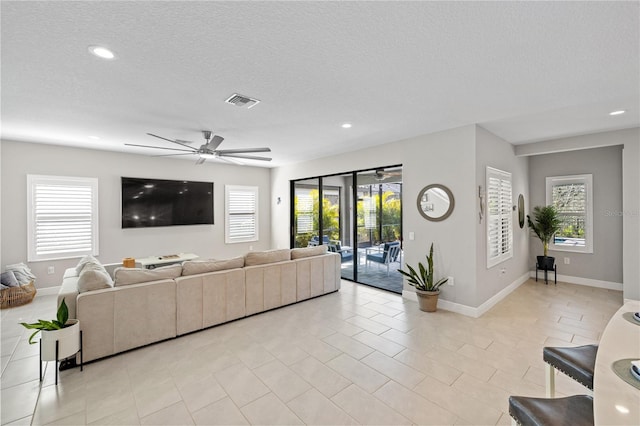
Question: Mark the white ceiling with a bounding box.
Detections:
[2,1,638,167]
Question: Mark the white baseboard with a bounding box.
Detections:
[402,272,529,318]
[35,286,61,296]
[528,271,623,291]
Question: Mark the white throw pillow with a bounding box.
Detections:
[77,263,114,293]
[5,263,36,285]
[75,255,99,275]
[114,264,182,287]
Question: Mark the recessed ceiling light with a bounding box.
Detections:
[609,110,626,116]
[341,123,352,129]
[88,45,116,60]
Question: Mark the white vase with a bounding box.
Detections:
[40,319,80,361]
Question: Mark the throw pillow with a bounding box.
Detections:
[181,256,245,276]
[77,262,114,293]
[290,245,328,260]
[5,263,36,285]
[75,255,100,275]
[1,271,20,287]
[114,263,182,287]
[244,249,291,266]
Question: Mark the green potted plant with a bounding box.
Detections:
[527,205,562,271]
[398,243,448,312]
[20,299,80,362]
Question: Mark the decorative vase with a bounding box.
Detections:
[40,319,80,361]
[416,289,439,312]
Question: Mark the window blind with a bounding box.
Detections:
[28,175,99,261]
[225,185,258,243]
[486,167,513,268]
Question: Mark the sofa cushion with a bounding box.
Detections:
[75,255,100,275]
[114,264,182,287]
[290,245,328,260]
[181,256,245,276]
[78,262,114,293]
[245,249,291,266]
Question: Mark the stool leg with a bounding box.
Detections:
[545,363,555,397]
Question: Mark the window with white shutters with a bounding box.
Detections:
[486,167,513,268]
[225,185,258,243]
[27,175,99,261]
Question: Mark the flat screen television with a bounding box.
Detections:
[121,177,213,228]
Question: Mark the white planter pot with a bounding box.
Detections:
[40,319,80,361]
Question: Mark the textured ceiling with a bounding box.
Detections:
[2,1,638,167]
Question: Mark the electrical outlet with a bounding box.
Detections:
[409,232,415,241]
[564,257,570,265]
[47,266,55,275]
[249,245,253,251]
[447,276,454,286]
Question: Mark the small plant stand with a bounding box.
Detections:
[536,263,557,285]
[40,329,83,385]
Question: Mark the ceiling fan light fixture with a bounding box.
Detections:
[88,45,116,60]
[609,110,626,116]
[199,153,217,159]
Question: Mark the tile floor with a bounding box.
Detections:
[0,278,623,425]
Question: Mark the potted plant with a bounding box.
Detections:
[398,243,448,312]
[527,205,562,271]
[20,299,80,362]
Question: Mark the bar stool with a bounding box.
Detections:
[542,344,597,397]
[508,395,593,426]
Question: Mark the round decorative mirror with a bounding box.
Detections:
[518,194,525,228]
[417,184,455,222]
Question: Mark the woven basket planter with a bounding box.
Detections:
[0,281,37,309]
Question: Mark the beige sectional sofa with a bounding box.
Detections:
[58,246,340,362]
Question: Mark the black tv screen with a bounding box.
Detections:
[121,177,213,228]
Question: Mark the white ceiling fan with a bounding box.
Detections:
[126,130,272,165]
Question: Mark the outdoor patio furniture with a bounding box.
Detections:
[328,241,353,263]
[366,241,401,275]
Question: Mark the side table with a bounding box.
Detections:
[536,262,557,285]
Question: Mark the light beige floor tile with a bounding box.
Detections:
[263,339,309,366]
[326,354,388,393]
[4,415,32,425]
[214,363,269,407]
[393,348,462,385]
[379,328,434,352]
[89,406,140,425]
[32,381,87,425]
[1,355,41,389]
[331,384,411,425]
[414,376,503,425]
[234,343,276,369]
[369,313,413,332]
[240,393,303,425]
[132,376,182,419]
[140,401,194,425]
[452,372,512,413]
[174,372,227,413]
[86,384,136,424]
[322,332,374,359]
[253,359,311,402]
[361,351,426,388]
[191,397,248,426]
[287,388,358,425]
[43,411,87,425]
[344,315,391,334]
[373,380,457,425]
[294,336,341,363]
[424,345,497,382]
[352,330,405,357]
[290,356,351,398]
[361,301,402,317]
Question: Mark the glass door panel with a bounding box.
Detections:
[293,179,319,248]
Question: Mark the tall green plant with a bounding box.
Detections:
[20,299,70,344]
[527,205,562,256]
[398,243,448,292]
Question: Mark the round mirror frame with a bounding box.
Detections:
[417,184,455,222]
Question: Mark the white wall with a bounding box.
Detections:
[475,126,530,306]
[272,125,479,307]
[1,141,272,288]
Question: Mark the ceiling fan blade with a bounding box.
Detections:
[215,147,271,154]
[195,157,206,165]
[205,135,224,151]
[151,153,196,158]
[146,133,195,150]
[125,143,194,153]
[219,153,272,161]
[215,156,245,165]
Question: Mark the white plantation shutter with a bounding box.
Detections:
[486,167,513,268]
[28,175,99,261]
[296,193,313,233]
[225,185,258,243]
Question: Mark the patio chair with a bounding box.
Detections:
[366,241,401,275]
[328,241,353,263]
[308,235,330,247]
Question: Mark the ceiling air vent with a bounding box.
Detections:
[225,93,260,109]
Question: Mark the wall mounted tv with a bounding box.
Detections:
[121,177,214,228]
